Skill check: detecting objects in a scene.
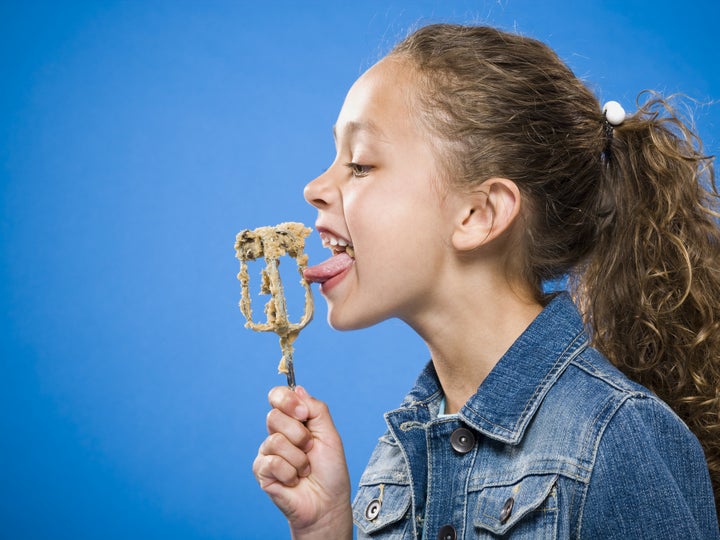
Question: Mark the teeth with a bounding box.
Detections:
[346,246,355,258]
[320,231,353,252]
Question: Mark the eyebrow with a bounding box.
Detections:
[332,120,386,143]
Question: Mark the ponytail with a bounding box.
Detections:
[575,93,720,507]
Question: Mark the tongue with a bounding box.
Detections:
[303,252,354,284]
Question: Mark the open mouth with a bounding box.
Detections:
[303,230,356,285]
[320,231,355,259]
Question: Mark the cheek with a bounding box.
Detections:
[343,189,386,240]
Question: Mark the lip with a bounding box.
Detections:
[318,260,354,294]
[311,223,355,294]
[315,224,353,249]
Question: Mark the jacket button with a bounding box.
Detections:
[437,524,456,540]
[500,496,514,523]
[450,427,476,454]
[364,498,381,521]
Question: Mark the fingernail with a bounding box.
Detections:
[294,404,308,420]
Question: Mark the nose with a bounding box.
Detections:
[303,169,334,210]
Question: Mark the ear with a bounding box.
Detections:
[451,177,522,252]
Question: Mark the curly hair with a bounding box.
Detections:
[391,23,720,511]
[577,95,720,500]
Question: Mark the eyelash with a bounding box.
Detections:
[346,162,373,178]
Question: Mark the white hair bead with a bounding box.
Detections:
[602,100,626,126]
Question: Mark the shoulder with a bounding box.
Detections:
[563,346,708,459]
[547,344,684,431]
[524,345,665,469]
[528,349,714,494]
[587,383,706,479]
[542,345,707,472]
[578,394,718,538]
[562,349,719,538]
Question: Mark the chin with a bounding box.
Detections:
[326,306,386,332]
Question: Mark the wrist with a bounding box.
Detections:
[290,505,353,540]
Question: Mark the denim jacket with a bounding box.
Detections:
[352,294,719,539]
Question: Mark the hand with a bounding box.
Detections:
[253,386,353,540]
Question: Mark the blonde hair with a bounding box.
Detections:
[391,23,720,510]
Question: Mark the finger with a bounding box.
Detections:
[259,432,311,478]
[268,386,309,421]
[266,408,314,452]
[253,452,302,489]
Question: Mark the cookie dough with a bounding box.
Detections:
[235,222,313,385]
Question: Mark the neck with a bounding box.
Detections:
[405,273,543,415]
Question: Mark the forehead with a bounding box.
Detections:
[334,58,419,142]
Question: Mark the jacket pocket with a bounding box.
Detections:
[353,479,413,537]
[472,474,558,537]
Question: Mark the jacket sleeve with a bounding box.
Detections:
[579,394,719,539]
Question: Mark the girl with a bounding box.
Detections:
[253,24,720,539]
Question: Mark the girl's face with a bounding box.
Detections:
[304,58,461,331]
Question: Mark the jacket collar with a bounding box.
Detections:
[398,293,589,445]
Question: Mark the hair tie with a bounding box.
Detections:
[601,101,625,160]
[602,101,626,126]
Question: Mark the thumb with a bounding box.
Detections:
[294,386,340,439]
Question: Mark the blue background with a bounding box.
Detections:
[2,1,718,538]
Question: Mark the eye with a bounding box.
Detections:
[346,162,373,178]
